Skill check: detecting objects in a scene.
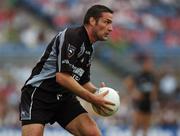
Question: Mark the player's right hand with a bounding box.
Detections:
[91,90,115,112]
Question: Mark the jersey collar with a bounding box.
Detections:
[81,26,92,46]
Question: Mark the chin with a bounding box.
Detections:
[96,36,108,41]
[98,39,106,41]
[102,37,108,41]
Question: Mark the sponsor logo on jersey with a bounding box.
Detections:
[85,51,91,55]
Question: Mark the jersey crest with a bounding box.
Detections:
[67,44,76,58]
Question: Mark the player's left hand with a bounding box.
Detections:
[100,82,106,87]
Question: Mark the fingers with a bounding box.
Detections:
[100,82,106,87]
[104,100,115,106]
[101,105,114,111]
[98,90,115,106]
[95,105,107,112]
[94,105,113,114]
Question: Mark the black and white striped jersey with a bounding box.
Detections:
[23,26,93,93]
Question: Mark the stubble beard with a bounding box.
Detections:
[93,31,107,41]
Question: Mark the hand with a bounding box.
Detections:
[92,90,115,112]
[100,82,106,87]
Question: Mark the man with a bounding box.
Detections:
[20,5,114,136]
[124,56,158,136]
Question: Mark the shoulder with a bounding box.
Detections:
[57,26,86,51]
[65,26,83,44]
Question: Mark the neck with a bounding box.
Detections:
[84,25,96,43]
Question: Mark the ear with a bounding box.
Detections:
[89,17,96,26]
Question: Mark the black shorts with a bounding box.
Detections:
[132,99,152,113]
[19,85,87,128]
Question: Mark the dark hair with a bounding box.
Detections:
[83,5,113,25]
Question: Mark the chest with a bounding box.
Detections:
[75,44,93,68]
[135,74,155,93]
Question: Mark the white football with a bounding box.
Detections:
[92,87,120,117]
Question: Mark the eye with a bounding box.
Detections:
[104,20,112,24]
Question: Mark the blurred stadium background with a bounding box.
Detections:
[0,0,180,135]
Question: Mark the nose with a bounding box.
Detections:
[108,24,113,32]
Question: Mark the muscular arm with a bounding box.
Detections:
[56,72,95,103]
[82,82,97,94]
[56,72,114,109]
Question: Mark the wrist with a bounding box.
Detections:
[85,91,96,103]
[93,88,99,94]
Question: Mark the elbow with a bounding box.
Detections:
[56,72,71,85]
[56,72,64,85]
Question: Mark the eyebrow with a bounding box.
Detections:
[105,18,112,23]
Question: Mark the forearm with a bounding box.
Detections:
[151,88,158,101]
[56,72,95,103]
[82,82,97,93]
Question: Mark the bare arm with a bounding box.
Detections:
[56,72,94,103]
[82,82,97,94]
[56,72,114,108]
[151,85,158,101]
[124,76,135,93]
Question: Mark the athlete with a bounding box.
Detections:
[19,5,114,136]
[125,56,158,136]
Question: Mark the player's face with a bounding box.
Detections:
[93,12,113,41]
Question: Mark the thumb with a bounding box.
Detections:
[101,90,109,97]
[100,82,106,87]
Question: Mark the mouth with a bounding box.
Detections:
[104,33,110,37]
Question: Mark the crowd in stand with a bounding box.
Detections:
[1,0,180,50]
[0,0,179,133]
